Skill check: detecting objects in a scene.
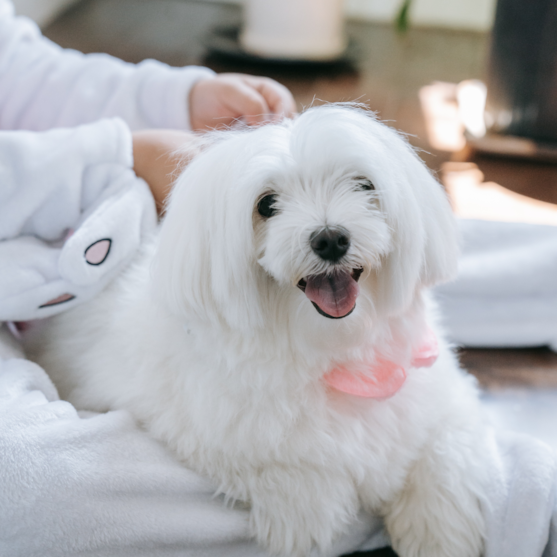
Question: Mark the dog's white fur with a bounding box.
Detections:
[27,105,487,557]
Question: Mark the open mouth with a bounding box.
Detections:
[297,268,363,319]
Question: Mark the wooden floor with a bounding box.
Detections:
[43,2,557,555]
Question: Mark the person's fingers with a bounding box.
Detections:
[220,79,271,126]
[245,77,297,120]
[190,74,296,129]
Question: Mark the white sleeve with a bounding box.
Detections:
[0,118,157,321]
[0,0,215,131]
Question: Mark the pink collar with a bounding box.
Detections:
[323,328,438,399]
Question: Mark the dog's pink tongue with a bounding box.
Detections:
[305,271,359,318]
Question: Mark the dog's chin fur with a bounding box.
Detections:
[26,105,488,557]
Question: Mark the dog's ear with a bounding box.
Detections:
[358,116,458,316]
[152,133,266,330]
[293,105,458,318]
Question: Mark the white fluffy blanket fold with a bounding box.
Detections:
[437,219,557,351]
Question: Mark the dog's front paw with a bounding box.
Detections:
[247,466,358,557]
[384,431,486,557]
[387,508,484,557]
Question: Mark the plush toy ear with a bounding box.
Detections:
[153,132,266,331]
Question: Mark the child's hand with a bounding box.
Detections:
[132,130,200,213]
[189,73,296,131]
[134,75,295,211]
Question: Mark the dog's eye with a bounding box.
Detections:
[257,194,278,218]
[355,177,375,191]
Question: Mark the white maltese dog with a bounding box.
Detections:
[28,105,487,557]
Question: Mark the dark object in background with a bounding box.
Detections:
[485,0,557,142]
[204,26,357,69]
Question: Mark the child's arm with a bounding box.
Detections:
[0,2,295,132]
[0,5,211,131]
[132,129,199,213]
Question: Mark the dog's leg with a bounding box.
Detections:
[382,426,486,557]
[246,464,359,557]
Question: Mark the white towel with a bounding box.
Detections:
[436,219,557,351]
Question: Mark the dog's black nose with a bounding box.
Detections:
[310,227,350,262]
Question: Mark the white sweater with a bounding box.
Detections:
[0,0,214,131]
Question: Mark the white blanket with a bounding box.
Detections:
[1,326,556,556]
[436,219,557,351]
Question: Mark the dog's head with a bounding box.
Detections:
[154,105,457,341]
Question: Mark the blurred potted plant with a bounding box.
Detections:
[395,0,413,32]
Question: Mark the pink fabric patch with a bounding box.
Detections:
[6,321,34,340]
[39,293,75,308]
[85,239,111,265]
[323,328,439,399]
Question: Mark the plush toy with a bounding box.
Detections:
[0,119,157,323]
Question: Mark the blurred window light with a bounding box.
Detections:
[456,79,487,138]
[419,82,466,152]
[442,161,557,226]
